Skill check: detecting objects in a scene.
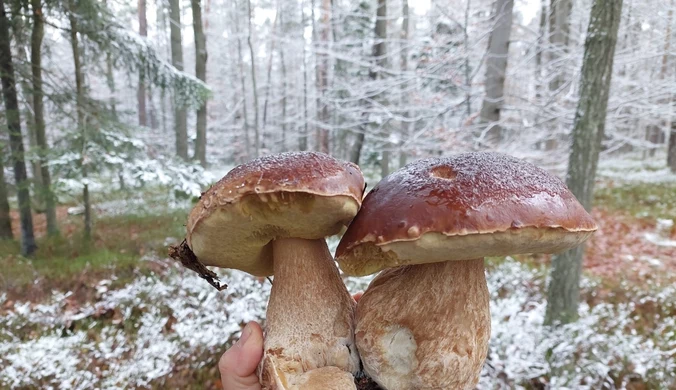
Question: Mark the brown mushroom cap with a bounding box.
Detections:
[336,152,597,276]
[188,152,364,276]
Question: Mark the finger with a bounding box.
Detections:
[219,322,264,390]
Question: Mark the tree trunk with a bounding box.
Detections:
[247,0,260,157]
[645,3,672,158]
[279,2,287,152]
[192,0,208,166]
[300,2,308,151]
[0,0,36,255]
[462,0,472,120]
[169,0,188,160]
[545,0,623,325]
[261,11,278,148]
[106,52,116,117]
[398,0,410,168]
[548,0,572,92]
[234,0,251,160]
[31,0,58,236]
[137,0,148,127]
[316,0,331,154]
[0,150,12,239]
[68,0,92,241]
[11,6,44,209]
[478,0,514,144]
[535,0,546,98]
[375,0,388,176]
[350,0,387,165]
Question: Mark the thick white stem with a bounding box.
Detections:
[355,259,490,390]
[261,238,359,388]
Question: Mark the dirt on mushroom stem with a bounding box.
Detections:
[355,376,383,390]
[168,239,227,291]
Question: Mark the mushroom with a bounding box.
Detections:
[178,152,364,389]
[335,152,597,390]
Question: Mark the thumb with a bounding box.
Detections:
[219,321,264,390]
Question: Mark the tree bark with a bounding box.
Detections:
[300,1,308,151]
[0,0,36,255]
[10,3,43,209]
[316,0,331,154]
[545,0,623,325]
[478,0,514,144]
[462,0,472,119]
[535,0,546,98]
[0,0,37,256]
[169,0,188,160]
[261,11,278,149]
[137,0,148,127]
[548,0,572,92]
[0,149,12,239]
[399,0,410,169]
[234,0,251,160]
[192,0,208,166]
[279,1,287,152]
[643,2,671,158]
[31,0,58,236]
[247,0,260,157]
[669,125,676,172]
[68,0,92,241]
[350,0,387,165]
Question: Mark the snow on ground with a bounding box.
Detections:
[1,257,674,389]
[597,154,676,184]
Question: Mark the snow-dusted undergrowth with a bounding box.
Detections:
[1,258,674,389]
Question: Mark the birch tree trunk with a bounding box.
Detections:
[0,0,36,255]
[192,0,208,166]
[169,0,188,160]
[138,0,148,127]
[31,0,58,236]
[545,0,623,325]
[478,0,514,144]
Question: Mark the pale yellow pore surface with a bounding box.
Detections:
[355,259,490,390]
[338,227,595,276]
[259,238,359,390]
[189,193,360,277]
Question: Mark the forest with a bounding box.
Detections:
[0,0,675,388]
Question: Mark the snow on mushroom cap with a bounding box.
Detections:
[187,152,365,277]
[336,152,598,276]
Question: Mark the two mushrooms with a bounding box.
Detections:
[171,151,596,390]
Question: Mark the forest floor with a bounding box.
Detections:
[1,160,675,389]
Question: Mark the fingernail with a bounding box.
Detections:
[236,323,253,347]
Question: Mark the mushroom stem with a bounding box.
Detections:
[261,237,359,388]
[355,259,490,390]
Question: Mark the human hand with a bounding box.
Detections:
[218,293,363,390]
[219,321,264,390]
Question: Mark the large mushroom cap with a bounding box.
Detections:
[336,152,597,276]
[188,152,364,276]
